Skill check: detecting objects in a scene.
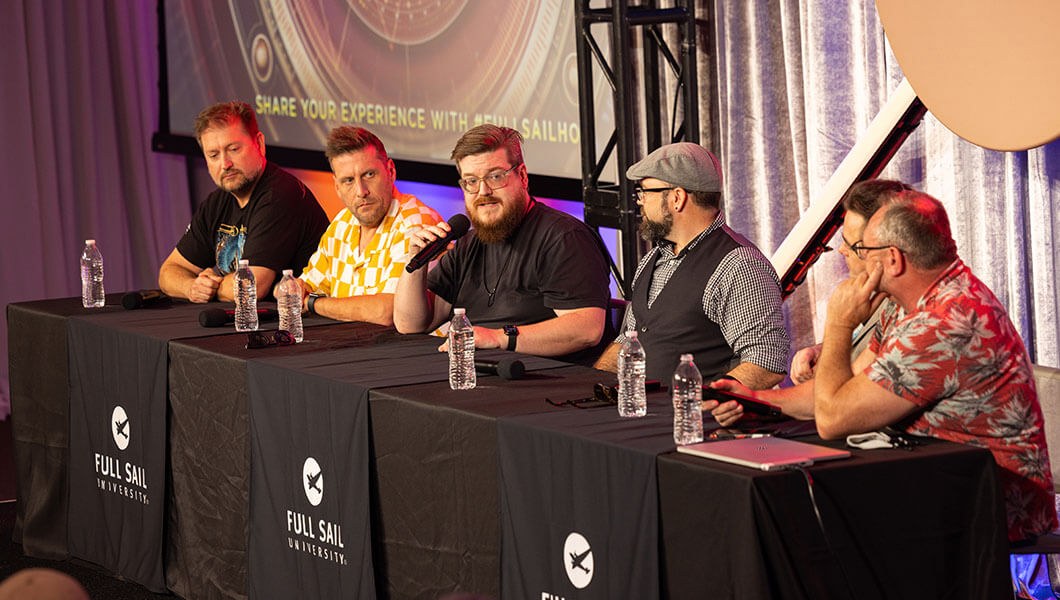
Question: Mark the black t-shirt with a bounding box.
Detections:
[176,162,328,275]
[428,200,611,363]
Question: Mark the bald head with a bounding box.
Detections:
[0,569,89,600]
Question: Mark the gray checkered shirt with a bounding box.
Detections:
[617,214,789,374]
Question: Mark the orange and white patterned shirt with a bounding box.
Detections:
[299,192,442,297]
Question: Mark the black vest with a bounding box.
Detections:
[631,227,745,383]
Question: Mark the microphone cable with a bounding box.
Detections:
[792,465,861,600]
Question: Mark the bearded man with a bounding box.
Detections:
[394,125,611,365]
[159,101,328,302]
[593,143,789,388]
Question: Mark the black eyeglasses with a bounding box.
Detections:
[850,241,902,260]
[840,232,860,253]
[546,383,618,409]
[634,186,675,201]
[457,164,521,194]
[246,330,295,349]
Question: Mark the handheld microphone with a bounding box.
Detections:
[405,214,471,272]
[198,307,279,328]
[121,289,172,310]
[474,357,526,380]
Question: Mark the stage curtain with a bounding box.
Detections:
[698,0,1060,368]
[0,1,192,417]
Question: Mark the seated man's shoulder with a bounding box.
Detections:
[532,202,595,236]
[262,164,318,203]
[394,193,443,226]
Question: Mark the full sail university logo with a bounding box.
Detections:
[285,456,347,565]
[111,405,130,450]
[303,457,323,506]
[563,532,594,589]
[93,405,149,504]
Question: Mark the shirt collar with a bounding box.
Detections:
[657,212,726,258]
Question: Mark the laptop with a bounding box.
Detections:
[676,436,851,471]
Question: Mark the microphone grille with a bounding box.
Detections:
[498,358,526,380]
[448,213,471,236]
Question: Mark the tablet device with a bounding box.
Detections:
[702,387,784,417]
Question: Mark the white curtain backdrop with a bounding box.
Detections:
[0,1,192,417]
[0,0,1056,417]
[703,0,1060,368]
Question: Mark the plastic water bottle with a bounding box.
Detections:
[448,308,476,390]
[672,353,704,445]
[80,239,105,308]
[233,259,259,332]
[617,331,647,417]
[277,269,303,343]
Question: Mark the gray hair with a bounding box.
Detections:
[873,190,957,270]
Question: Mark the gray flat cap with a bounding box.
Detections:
[626,142,722,193]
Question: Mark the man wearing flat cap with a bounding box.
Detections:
[595,142,789,388]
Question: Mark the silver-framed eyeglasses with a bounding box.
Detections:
[457,164,521,193]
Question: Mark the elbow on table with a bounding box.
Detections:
[393,313,426,334]
[814,415,850,441]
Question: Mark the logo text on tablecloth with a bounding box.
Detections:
[284,456,347,565]
[93,405,149,504]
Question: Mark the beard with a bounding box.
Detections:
[219,169,258,198]
[638,207,674,244]
[470,194,528,244]
[352,197,389,229]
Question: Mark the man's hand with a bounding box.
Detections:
[825,263,888,330]
[407,221,453,258]
[188,268,223,303]
[703,378,756,427]
[791,344,823,383]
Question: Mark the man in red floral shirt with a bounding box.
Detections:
[711,187,1056,541]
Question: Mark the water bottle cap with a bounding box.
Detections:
[680,353,694,361]
[85,239,95,245]
[238,259,250,267]
[282,269,293,276]
[453,308,466,315]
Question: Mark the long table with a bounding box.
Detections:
[7,298,1011,599]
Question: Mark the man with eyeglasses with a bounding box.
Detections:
[594,142,789,389]
[710,187,1056,542]
[289,126,441,324]
[788,179,909,383]
[394,124,611,365]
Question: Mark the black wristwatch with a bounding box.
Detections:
[503,325,519,351]
[307,294,323,315]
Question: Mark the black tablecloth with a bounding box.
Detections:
[497,395,675,600]
[367,365,607,599]
[657,438,1011,600]
[8,297,249,561]
[8,298,1013,600]
[165,322,402,600]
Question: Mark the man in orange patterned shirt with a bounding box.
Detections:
[289,127,442,324]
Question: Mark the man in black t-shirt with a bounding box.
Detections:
[158,102,328,302]
[394,125,610,365]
